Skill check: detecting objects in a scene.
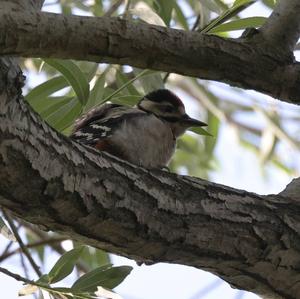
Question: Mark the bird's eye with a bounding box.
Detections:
[163,106,174,113]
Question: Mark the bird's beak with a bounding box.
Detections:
[181,114,207,127]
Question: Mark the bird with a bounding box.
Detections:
[71,89,207,168]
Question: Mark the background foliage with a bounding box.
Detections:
[1,0,300,298]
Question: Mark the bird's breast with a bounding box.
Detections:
[110,114,176,168]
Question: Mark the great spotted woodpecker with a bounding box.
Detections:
[71,89,207,168]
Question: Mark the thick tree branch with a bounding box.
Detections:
[259,0,300,56]
[1,57,300,299]
[1,9,300,104]
[1,1,300,299]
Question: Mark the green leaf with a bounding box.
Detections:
[45,97,82,132]
[85,63,100,82]
[40,96,72,119]
[54,99,82,132]
[130,2,165,26]
[134,69,164,93]
[171,133,213,177]
[72,264,112,291]
[43,59,90,105]
[177,134,200,153]
[201,0,257,33]
[30,96,71,118]
[155,0,174,26]
[209,17,266,33]
[25,231,45,263]
[173,2,188,30]
[272,158,295,175]
[72,265,132,292]
[116,71,140,96]
[47,246,85,284]
[75,244,111,270]
[110,95,141,106]
[25,76,68,107]
[262,0,276,8]
[233,0,253,5]
[92,0,103,16]
[200,0,223,14]
[213,0,230,11]
[36,274,51,285]
[94,249,110,268]
[100,69,150,105]
[188,127,212,136]
[84,73,106,111]
[0,216,16,241]
[205,111,219,153]
[260,126,277,163]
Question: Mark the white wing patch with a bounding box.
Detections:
[90,124,111,131]
[73,131,91,137]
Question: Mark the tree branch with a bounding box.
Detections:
[2,211,42,276]
[104,0,124,17]
[1,1,300,298]
[0,237,66,263]
[0,266,33,285]
[259,0,300,56]
[1,56,300,299]
[1,8,300,104]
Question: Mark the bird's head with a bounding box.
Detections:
[137,89,207,137]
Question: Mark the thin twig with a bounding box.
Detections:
[2,211,42,276]
[255,106,300,150]
[191,14,200,31]
[124,0,131,14]
[104,0,124,17]
[0,267,61,299]
[19,251,29,279]
[0,210,19,256]
[0,237,66,263]
[0,240,14,257]
[163,73,170,83]
[19,223,90,273]
[18,250,40,299]
[0,266,32,284]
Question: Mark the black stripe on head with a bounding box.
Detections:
[160,116,181,122]
[143,89,184,108]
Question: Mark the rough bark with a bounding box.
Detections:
[1,57,300,299]
[1,0,44,10]
[1,1,300,299]
[0,5,300,104]
[259,0,300,57]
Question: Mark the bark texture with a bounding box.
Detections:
[259,0,300,56]
[1,1,300,299]
[0,7,300,104]
[1,57,300,299]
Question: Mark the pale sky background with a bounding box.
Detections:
[1,1,299,299]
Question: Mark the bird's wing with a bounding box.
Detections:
[70,103,145,146]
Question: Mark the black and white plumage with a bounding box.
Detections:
[71,89,207,168]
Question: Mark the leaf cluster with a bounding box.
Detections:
[18,246,132,299]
